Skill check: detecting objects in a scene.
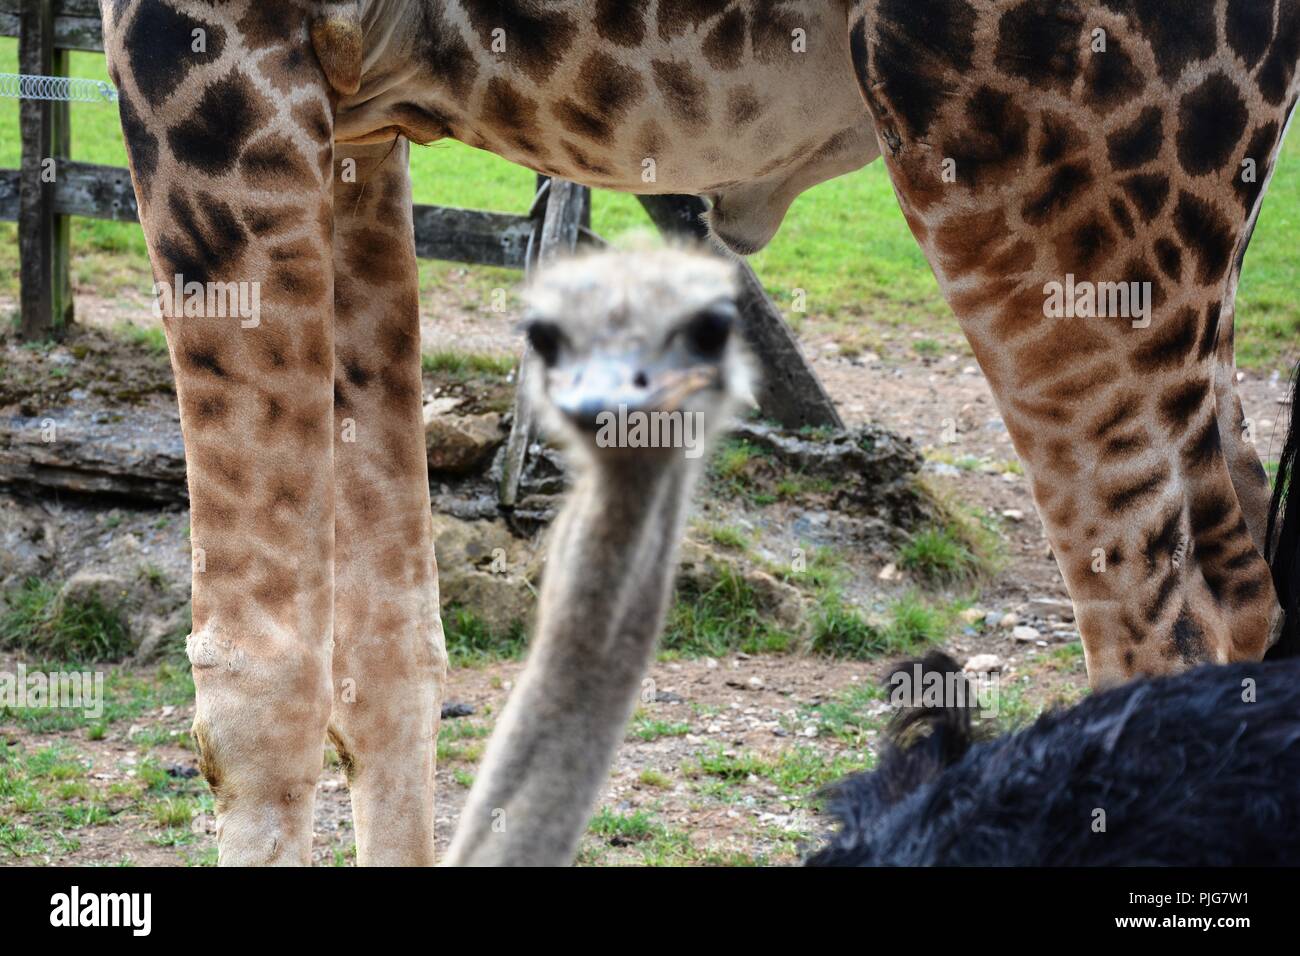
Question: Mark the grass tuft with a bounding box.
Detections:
[0,578,133,662]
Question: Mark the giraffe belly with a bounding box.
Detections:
[338,0,880,251]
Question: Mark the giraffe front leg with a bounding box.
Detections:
[103,0,339,864]
[328,141,447,866]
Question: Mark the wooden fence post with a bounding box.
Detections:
[18,0,73,341]
[637,194,842,431]
[498,178,590,506]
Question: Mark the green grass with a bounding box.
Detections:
[899,526,981,584]
[810,591,950,659]
[441,607,527,667]
[663,564,794,658]
[0,578,133,662]
[421,349,516,379]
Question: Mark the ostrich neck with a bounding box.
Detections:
[444,456,697,866]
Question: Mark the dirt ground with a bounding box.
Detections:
[0,280,1292,867]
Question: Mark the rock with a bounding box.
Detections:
[959,607,987,626]
[56,570,129,617]
[0,497,53,590]
[998,612,1020,630]
[1001,509,1025,522]
[727,421,926,523]
[1012,625,1041,642]
[424,408,504,476]
[440,701,475,719]
[429,513,537,635]
[0,406,187,503]
[963,653,1002,673]
[677,538,807,637]
[877,563,901,581]
[1028,597,1075,620]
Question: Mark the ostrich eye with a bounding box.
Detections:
[684,304,735,358]
[526,320,564,366]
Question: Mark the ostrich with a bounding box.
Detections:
[444,248,1300,867]
[443,248,754,866]
[808,652,1300,866]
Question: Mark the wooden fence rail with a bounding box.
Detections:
[1,0,841,431]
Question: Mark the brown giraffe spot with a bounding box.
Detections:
[1197,301,1222,360]
[343,227,408,286]
[941,87,1031,189]
[1144,565,1181,624]
[185,391,229,429]
[704,7,747,70]
[243,203,305,238]
[561,140,615,177]
[1083,37,1145,109]
[1020,160,1092,225]
[1120,172,1170,221]
[1091,398,1142,441]
[1154,237,1183,281]
[651,60,709,127]
[291,98,332,146]
[1106,106,1163,171]
[1158,377,1210,435]
[1169,606,1206,662]
[1258,2,1300,104]
[1055,212,1116,273]
[262,43,321,96]
[935,206,1008,276]
[750,0,804,63]
[296,319,331,375]
[1109,196,1136,239]
[181,344,227,379]
[1036,111,1086,165]
[1234,121,1280,211]
[240,133,315,188]
[866,0,977,138]
[1177,72,1249,176]
[482,77,542,149]
[418,4,479,100]
[462,0,577,84]
[1100,0,1217,85]
[1100,429,1149,461]
[656,0,730,40]
[168,72,271,175]
[117,91,157,201]
[1225,0,1276,70]
[1120,255,1165,310]
[269,260,328,307]
[594,0,646,46]
[248,325,292,373]
[1172,191,1235,285]
[258,391,285,430]
[994,0,1085,90]
[551,52,645,143]
[1015,324,1110,388]
[236,1,295,48]
[123,1,226,108]
[1130,306,1198,373]
[727,86,762,128]
[1182,417,1223,471]
[1103,465,1169,514]
[378,365,421,415]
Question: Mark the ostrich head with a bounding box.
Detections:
[522,247,755,464]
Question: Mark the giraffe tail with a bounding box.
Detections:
[1265,357,1300,660]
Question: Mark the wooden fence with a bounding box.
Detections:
[1,0,841,432]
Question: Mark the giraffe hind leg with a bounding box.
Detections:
[327,140,446,866]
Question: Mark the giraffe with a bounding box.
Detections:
[96,0,1299,864]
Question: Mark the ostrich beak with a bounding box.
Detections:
[549,358,721,430]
